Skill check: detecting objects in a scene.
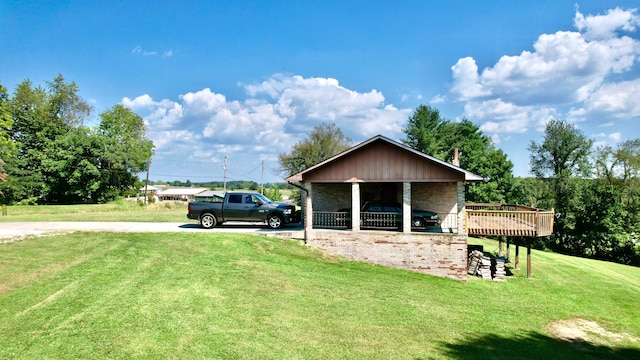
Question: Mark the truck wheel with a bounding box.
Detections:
[267,214,283,229]
[200,213,217,229]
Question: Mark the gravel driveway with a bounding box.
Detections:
[0,221,305,242]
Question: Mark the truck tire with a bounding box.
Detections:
[267,214,284,229]
[200,213,217,229]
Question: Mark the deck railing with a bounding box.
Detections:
[312,211,351,229]
[464,204,554,237]
[312,211,449,231]
[312,211,398,229]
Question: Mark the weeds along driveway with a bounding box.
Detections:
[0,222,305,241]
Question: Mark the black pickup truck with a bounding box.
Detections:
[187,191,296,229]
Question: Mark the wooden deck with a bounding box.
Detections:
[465,204,554,237]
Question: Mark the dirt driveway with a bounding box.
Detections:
[0,221,305,242]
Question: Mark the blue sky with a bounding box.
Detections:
[2,1,640,184]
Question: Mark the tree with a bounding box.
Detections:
[574,180,627,259]
[279,122,352,176]
[404,105,450,160]
[264,183,283,202]
[529,119,593,179]
[528,119,593,250]
[93,105,154,202]
[0,84,14,185]
[46,74,92,128]
[587,141,640,264]
[402,105,514,203]
[509,177,553,210]
[2,75,93,203]
[40,127,102,202]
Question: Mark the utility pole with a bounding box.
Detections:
[223,156,227,192]
[144,159,151,204]
[261,160,264,194]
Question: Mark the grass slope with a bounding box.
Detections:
[0,233,638,359]
[0,200,187,222]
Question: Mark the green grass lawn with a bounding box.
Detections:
[0,200,187,222]
[1,232,639,359]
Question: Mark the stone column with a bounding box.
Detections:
[457,181,465,234]
[305,183,313,239]
[351,182,360,231]
[402,182,411,233]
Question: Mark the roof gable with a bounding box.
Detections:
[286,135,483,183]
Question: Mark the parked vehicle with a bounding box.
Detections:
[339,201,440,228]
[187,191,296,229]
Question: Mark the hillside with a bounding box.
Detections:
[0,232,638,359]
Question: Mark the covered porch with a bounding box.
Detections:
[286,135,483,280]
[309,181,463,233]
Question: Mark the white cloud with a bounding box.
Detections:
[244,74,409,138]
[123,95,183,129]
[123,74,412,180]
[450,57,490,101]
[609,132,622,142]
[450,7,640,139]
[132,45,173,57]
[574,7,639,40]
[465,99,556,134]
[580,79,640,118]
[429,94,445,104]
[148,129,200,151]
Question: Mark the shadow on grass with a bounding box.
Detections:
[437,332,640,360]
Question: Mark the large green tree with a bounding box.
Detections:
[403,105,514,203]
[0,84,15,184]
[279,123,351,205]
[93,104,155,202]
[582,141,640,264]
[528,119,593,250]
[1,76,154,204]
[40,127,103,202]
[279,122,352,176]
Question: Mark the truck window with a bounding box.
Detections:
[228,194,243,204]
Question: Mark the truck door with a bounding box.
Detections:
[223,194,246,220]
[223,193,261,221]
[245,194,265,221]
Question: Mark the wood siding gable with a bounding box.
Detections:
[300,138,465,183]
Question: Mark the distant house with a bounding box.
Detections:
[286,135,482,281]
[157,188,208,201]
[139,185,161,195]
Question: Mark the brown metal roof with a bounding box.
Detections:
[285,135,483,183]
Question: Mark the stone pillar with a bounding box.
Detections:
[402,182,411,233]
[305,183,313,238]
[351,182,360,231]
[457,181,465,234]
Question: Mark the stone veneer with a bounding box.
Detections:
[308,229,468,281]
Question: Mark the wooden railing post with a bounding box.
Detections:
[527,240,532,278]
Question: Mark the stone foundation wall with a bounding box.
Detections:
[308,230,468,281]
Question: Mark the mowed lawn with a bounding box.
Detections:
[0,201,188,223]
[1,232,639,359]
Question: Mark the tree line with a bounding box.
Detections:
[279,107,640,266]
[0,75,154,204]
[148,179,295,191]
[1,75,638,265]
